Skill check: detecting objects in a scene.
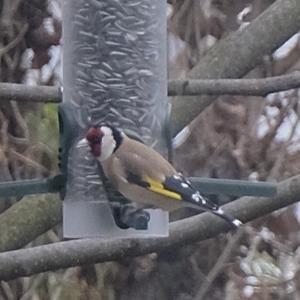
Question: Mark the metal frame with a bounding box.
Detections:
[0,176,277,198]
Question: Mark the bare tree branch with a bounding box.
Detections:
[0,195,61,252]
[0,174,299,281]
[0,82,61,103]
[0,72,300,104]
[171,0,300,134]
[168,72,300,96]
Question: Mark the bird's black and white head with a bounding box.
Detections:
[79,125,124,161]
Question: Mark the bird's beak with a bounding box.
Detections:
[77,138,88,148]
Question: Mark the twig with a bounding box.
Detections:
[0,174,299,281]
[10,100,29,141]
[0,24,28,56]
[268,109,300,179]
[259,94,296,161]
[1,280,14,300]
[9,150,49,174]
[168,72,300,96]
[19,273,46,300]
[195,228,245,300]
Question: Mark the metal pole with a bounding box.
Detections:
[190,178,277,197]
[0,176,276,198]
[0,175,65,197]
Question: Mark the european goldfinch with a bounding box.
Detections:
[78,125,242,228]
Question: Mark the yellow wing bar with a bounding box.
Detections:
[143,176,182,201]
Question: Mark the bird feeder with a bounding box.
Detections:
[62,0,169,238]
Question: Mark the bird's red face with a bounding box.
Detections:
[85,127,104,157]
[82,125,117,161]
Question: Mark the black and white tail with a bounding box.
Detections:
[164,175,243,229]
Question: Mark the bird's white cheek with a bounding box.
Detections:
[99,136,116,161]
[99,148,112,161]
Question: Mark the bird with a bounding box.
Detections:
[78,125,242,228]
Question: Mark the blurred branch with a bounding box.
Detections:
[168,72,300,96]
[0,174,300,281]
[0,195,61,252]
[171,0,300,134]
[196,229,245,300]
[0,24,28,57]
[0,82,61,103]
[1,72,300,103]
